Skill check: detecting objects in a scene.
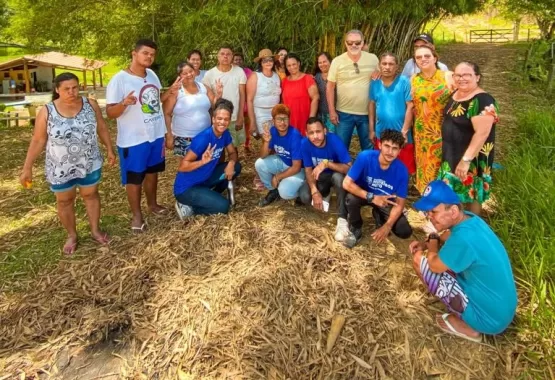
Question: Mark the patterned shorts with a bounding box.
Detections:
[420,255,469,317]
[174,136,193,157]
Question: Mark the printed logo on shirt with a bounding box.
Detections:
[366,176,394,194]
[140,84,161,114]
[274,145,291,157]
[311,157,333,167]
[212,147,224,160]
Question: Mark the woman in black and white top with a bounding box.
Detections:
[20,72,116,255]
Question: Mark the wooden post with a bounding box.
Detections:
[23,60,30,93]
[527,29,530,42]
[99,68,103,88]
[490,29,493,43]
[513,19,521,42]
[92,70,96,90]
[453,31,456,42]
[15,112,19,127]
[82,70,87,90]
[547,61,555,91]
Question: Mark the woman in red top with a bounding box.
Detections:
[281,53,319,136]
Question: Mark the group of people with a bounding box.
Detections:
[20,32,517,344]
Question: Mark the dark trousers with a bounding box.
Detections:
[345,193,412,238]
[175,162,241,216]
[298,171,347,218]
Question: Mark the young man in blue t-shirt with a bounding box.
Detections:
[369,52,415,175]
[298,117,352,242]
[173,99,241,218]
[409,180,517,342]
[342,129,412,248]
[255,104,305,206]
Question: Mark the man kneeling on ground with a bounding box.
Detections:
[174,98,241,218]
[342,129,412,248]
[409,180,517,342]
[256,104,305,206]
[298,117,352,242]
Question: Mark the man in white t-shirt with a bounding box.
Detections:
[203,45,247,147]
[327,29,379,152]
[106,39,172,233]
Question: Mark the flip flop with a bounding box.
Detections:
[92,232,111,245]
[150,207,169,216]
[62,240,78,256]
[436,313,482,343]
[131,223,147,234]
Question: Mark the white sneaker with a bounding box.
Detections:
[334,217,349,242]
[175,201,194,220]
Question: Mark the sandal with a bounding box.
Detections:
[253,176,265,191]
[436,313,482,343]
[150,206,169,216]
[62,238,78,256]
[92,232,111,245]
[131,223,147,234]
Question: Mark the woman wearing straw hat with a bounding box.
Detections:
[247,49,282,190]
[247,49,281,139]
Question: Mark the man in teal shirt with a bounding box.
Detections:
[409,180,517,342]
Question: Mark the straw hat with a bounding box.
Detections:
[253,48,279,63]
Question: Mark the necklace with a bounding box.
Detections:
[128,67,147,83]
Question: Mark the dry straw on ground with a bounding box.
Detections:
[0,144,532,379]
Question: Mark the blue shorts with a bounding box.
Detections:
[118,137,166,185]
[50,168,102,193]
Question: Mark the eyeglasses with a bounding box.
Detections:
[261,57,274,63]
[346,40,362,47]
[415,54,433,61]
[452,73,474,80]
[275,117,289,123]
[353,62,360,74]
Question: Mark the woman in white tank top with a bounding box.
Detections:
[163,62,222,156]
[247,49,281,137]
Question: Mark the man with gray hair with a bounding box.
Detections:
[327,29,378,151]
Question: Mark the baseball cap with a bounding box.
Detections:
[413,33,434,45]
[413,180,460,211]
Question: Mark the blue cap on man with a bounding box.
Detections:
[413,180,461,211]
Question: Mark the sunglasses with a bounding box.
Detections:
[415,54,433,61]
[346,40,362,47]
[353,62,360,74]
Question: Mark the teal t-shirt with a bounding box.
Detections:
[439,212,517,334]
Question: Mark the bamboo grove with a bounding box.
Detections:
[5,0,484,81]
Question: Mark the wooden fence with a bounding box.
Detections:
[469,29,513,43]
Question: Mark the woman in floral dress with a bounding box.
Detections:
[438,62,498,215]
[411,44,452,193]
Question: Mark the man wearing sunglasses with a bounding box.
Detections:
[326,29,378,152]
[401,33,449,77]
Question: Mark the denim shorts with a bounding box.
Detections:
[50,168,102,192]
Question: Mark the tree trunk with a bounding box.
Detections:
[513,18,521,42]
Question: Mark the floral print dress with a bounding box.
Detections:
[411,70,451,193]
[438,92,499,203]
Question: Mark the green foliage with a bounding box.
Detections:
[499,0,555,39]
[490,98,555,362]
[5,0,485,83]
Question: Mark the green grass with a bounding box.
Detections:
[489,80,555,365]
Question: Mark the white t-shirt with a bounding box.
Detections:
[203,65,246,121]
[106,69,166,148]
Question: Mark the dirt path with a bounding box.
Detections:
[0,44,537,379]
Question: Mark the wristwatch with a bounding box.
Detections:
[366,192,374,204]
[322,159,329,168]
[462,156,473,163]
[426,232,441,242]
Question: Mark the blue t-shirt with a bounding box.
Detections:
[439,213,517,334]
[173,127,232,196]
[369,75,413,143]
[347,150,408,198]
[269,126,303,167]
[301,133,351,172]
